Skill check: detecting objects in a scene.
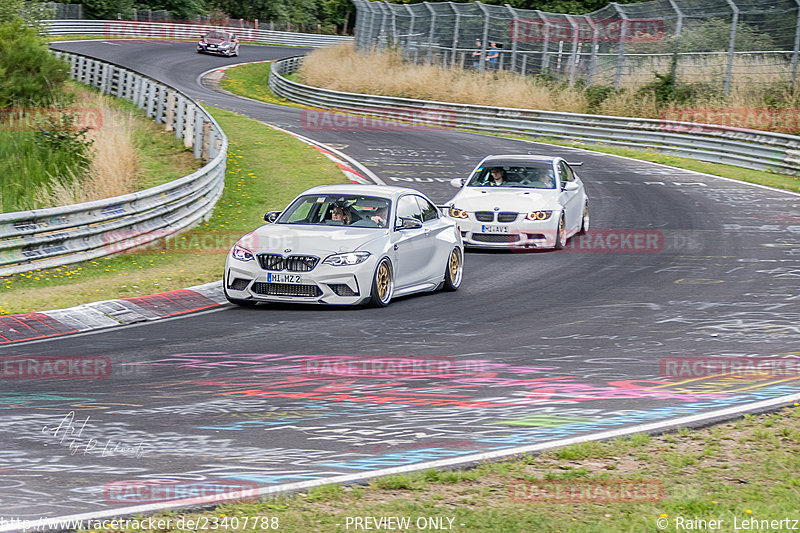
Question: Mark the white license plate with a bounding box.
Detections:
[481,225,509,234]
[267,273,302,284]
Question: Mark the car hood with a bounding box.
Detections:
[242,224,388,256]
[203,37,228,44]
[449,187,559,212]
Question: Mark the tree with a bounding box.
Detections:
[0,0,24,23]
[0,18,69,107]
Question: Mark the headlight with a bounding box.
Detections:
[323,251,371,266]
[526,210,553,221]
[449,207,468,219]
[231,244,254,262]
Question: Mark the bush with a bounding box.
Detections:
[0,18,69,107]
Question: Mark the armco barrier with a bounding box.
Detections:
[0,52,227,277]
[269,56,800,175]
[44,19,352,48]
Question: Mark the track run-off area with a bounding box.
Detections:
[0,39,798,526]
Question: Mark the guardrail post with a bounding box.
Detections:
[155,84,166,124]
[792,0,800,90]
[165,91,176,131]
[384,0,398,47]
[587,16,599,86]
[193,111,203,158]
[146,82,157,118]
[403,4,417,63]
[723,0,739,94]
[175,95,186,139]
[183,104,195,148]
[201,120,211,160]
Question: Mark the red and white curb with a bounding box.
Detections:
[0,282,226,345]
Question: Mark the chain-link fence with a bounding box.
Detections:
[353,0,800,92]
[40,2,83,19]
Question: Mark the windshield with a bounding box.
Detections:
[276,194,391,228]
[466,163,556,189]
[205,31,230,40]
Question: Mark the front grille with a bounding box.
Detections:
[472,233,520,243]
[328,283,359,296]
[284,255,318,272]
[257,253,284,271]
[257,254,319,272]
[497,212,518,222]
[475,211,494,222]
[252,282,322,297]
[228,277,250,291]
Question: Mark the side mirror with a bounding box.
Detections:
[450,177,466,188]
[395,217,423,230]
[562,181,579,192]
[264,211,281,223]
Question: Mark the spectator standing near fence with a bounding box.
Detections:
[472,39,482,70]
[487,41,499,69]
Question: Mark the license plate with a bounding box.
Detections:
[481,225,509,234]
[267,273,302,284]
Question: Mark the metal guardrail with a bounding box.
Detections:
[0,52,227,277]
[269,56,800,176]
[44,19,353,48]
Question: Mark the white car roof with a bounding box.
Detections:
[300,184,426,200]
[479,154,561,163]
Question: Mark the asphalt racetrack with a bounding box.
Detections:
[1,40,799,523]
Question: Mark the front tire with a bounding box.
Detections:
[443,248,463,291]
[554,214,566,250]
[578,202,589,235]
[369,258,394,307]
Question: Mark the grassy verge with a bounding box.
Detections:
[81,404,800,532]
[0,107,347,315]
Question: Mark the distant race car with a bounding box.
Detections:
[446,155,589,249]
[197,30,239,57]
[224,185,464,307]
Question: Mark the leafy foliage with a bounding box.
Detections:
[34,112,94,169]
[0,18,69,107]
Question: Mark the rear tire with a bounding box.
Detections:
[443,248,463,291]
[370,258,394,307]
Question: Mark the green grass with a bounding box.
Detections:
[78,404,800,533]
[0,128,86,211]
[0,107,347,315]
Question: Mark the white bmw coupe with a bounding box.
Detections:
[224,185,464,307]
[446,155,589,250]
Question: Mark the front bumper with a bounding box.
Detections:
[197,44,233,55]
[224,256,376,305]
[455,218,558,249]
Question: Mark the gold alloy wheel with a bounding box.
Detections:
[376,261,390,300]
[449,249,461,280]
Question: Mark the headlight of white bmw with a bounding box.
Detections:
[526,210,553,221]
[231,244,254,262]
[449,207,468,219]
[323,251,371,266]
